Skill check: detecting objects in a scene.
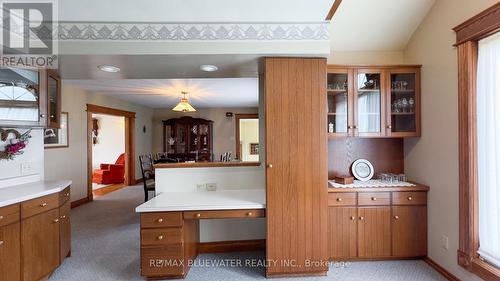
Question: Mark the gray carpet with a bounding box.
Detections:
[49,185,446,281]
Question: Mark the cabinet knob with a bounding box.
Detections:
[40,114,46,118]
[50,115,55,118]
[407,196,413,201]
[394,215,399,220]
[371,197,377,201]
[267,164,273,168]
[336,198,342,202]
[353,125,358,129]
[387,125,392,129]
[157,235,164,240]
[65,193,70,197]
[247,212,253,216]
[0,215,3,220]
[348,125,353,129]
[53,219,59,223]
[196,213,201,218]
[157,218,163,223]
[350,216,356,221]
[359,216,364,221]
[60,215,66,219]
[0,241,3,246]
[40,202,47,207]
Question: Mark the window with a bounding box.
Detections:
[477,32,500,269]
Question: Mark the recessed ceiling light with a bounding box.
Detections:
[98,65,121,73]
[200,65,218,72]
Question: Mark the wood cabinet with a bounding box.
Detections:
[59,200,71,262]
[327,65,421,138]
[0,69,61,128]
[265,58,328,276]
[328,188,427,260]
[162,116,213,162]
[0,222,21,281]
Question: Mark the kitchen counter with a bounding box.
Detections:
[135,189,265,213]
[0,180,72,207]
[154,161,261,169]
[328,179,429,192]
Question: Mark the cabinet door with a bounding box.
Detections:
[327,68,354,137]
[328,207,357,259]
[392,206,427,257]
[22,209,60,281]
[46,70,61,129]
[354,69,386,137]
[59,200,71,262]
[358,207,391,257]
[386,68,421,137]
[265,58,328,275]
[0,222,21,281]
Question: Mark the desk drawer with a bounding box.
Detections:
[141,212,183,228]
[393,192,427,205]
[141,246,185,277]
[59,186,71,205]
[328,193,356,206]
[183,209,265,220]
[358,192,391,206]
[21,193,59,219]
[141,228,183,246]
[0,204,20,227]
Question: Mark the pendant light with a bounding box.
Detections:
[172,91,196,112]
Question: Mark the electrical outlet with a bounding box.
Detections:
[196,184,205,191]
[441,235,449,250]
[20,162,36,176]
[206,183,217,191]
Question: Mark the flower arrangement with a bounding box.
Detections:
[0,129,31,160]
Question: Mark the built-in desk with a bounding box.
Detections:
[135,189,266,279]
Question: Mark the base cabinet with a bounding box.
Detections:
[59,200,71,262]
[0,222,21,281]
[328,190,427,260]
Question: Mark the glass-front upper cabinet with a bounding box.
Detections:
[46,70,61,128]
[354,69,385,137]
[327,68,352,137]
[387,69,421,137]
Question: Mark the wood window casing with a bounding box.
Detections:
[455,3,500,280]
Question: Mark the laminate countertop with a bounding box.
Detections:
[328,180,429,193]
[136,189,266,213]
[0,180,72,207]
[154,161,261,169]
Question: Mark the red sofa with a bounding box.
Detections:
[92,153,125,185]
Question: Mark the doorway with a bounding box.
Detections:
[86,104,135,201]
[235,113,259,162]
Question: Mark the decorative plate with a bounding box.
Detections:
[351,159,374,182]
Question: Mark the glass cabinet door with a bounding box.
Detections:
[327,71,350,136]
[355,70,383,136]
[47,70,61,128]
[388,71,419,136]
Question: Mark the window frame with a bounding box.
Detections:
[455,3,500,280]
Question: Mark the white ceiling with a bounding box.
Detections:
[329,0,435,51]
[65,78,259,109]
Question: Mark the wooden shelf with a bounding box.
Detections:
[327,89,347,93]
[328,113,347,115]
[391,89,415,93]
[357,89,380,92]
[391,112,415,116]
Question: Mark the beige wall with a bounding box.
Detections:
[44,84,154,202]
[403,0,498,280]
[152,108,258,160]
[240,119,259,162]
[91,114,125,170]
[328,50,404,65]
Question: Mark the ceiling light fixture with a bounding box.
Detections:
[98,65,121,73]
[172,91,196,112]
[200,65,218,72]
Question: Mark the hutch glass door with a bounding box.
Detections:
[327,71,349,136]
[388,71,419,136]
[355,70,384,136]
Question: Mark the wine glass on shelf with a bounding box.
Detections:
[409,98,415,113]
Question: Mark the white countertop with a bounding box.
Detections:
[136,189,266,213]
[0,180,72,208]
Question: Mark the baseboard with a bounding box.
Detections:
[93,183,126,197]
[132,178,144,185]
[71,197,90,209]
[266,271,328,278]
[424,257,461,281]
[197,239,266,254]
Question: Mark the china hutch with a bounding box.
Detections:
[0,68,62,128]
[162,117,214,162]
[327,65,421,138]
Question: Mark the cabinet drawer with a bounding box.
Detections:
[21,193,59,219]
[0,204,20,227]
[141,246,185,277]
[183,209,265,219]
[327,193,356,206]
[141,212,183,228]
[59,186,71,205]
[141,228,183,246]
[393,192,427,205]
[358,192,391,206]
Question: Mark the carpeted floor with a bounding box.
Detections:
[49,185,446,281]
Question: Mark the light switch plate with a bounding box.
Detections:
[441,235,449,250]
[196,184,205,191]
[20,162,37,176]
[206,183,217,191]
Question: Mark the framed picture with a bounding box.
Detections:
[250,143,259,155]
[44,112,69,148]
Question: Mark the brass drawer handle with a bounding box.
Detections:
[0,241,3,246]
[359,216,364,221]
[371,197,377,201]
[157,218,163,223]
[53,219,59,223]
[196,213,201,218]
[247,212,253,216]
[157,235,164,240]
[40,203,47,207]
[394,215,399,220]
[0,215,3,220]
[407,196,413,201]
[60,215,66,219]
[348,125,353,129]
[267,164,273,168]
[336,198,343,202]
[350,216,356,221]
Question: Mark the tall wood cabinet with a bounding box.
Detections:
[327,65,421,138]
[265,57,328,276]
[162,117,213,162]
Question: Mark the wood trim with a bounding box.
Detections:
[70,197,90,209]
[453,2,500,45]
[235,113,259,161]
[325,0,342,21]
[457,41,479,271]
[154,161,261,169]
[197,239,266,254]
[86,110,94,202]
[423,257,461,281]
[86,104,136,118]
[92,183,126,198]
